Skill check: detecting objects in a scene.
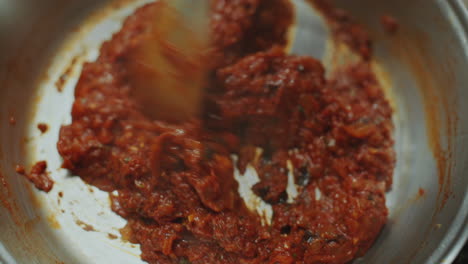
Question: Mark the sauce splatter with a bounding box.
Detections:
[55,56,79,92]
[108,233,118,240]
[418,188,426,197]
[37,123,49,134]
[311,0,372,59]
[15,164,26,175]
[9,116,16,126]
[0,171,17,221]
[75,219,96,232]
[20,161,54,193]
[381,15,399,35]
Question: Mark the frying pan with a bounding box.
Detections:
[0,0,467,263]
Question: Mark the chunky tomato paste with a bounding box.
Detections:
[58,0,394,263]
[18,161,54,193]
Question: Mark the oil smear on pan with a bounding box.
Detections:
[0,169,18,223]
[382,20,458,264]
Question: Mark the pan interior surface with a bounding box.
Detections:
[0,0,467,263]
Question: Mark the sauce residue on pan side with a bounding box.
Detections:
[55,56,80,92]
[380,15,399,35]
[310,0,372,60]
[387,27,455,211]
[15,164,26,175]
[75,219,96,232]
[383,19,457,264]
[9,116,16,126]
[17,161,54,193]
[0,170,19,223]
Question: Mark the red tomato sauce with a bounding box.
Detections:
[37,123,49,134]
[18,161,54,193]
[57,1,394,263]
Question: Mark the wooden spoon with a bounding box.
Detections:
[127,0,210,122]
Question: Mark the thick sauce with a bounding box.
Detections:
[37,123,49,134]
[57,1,394,263]
[18,161,54,193]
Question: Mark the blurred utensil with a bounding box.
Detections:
[127,0,210,122]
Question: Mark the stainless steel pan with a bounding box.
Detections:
[0,0,467,263]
